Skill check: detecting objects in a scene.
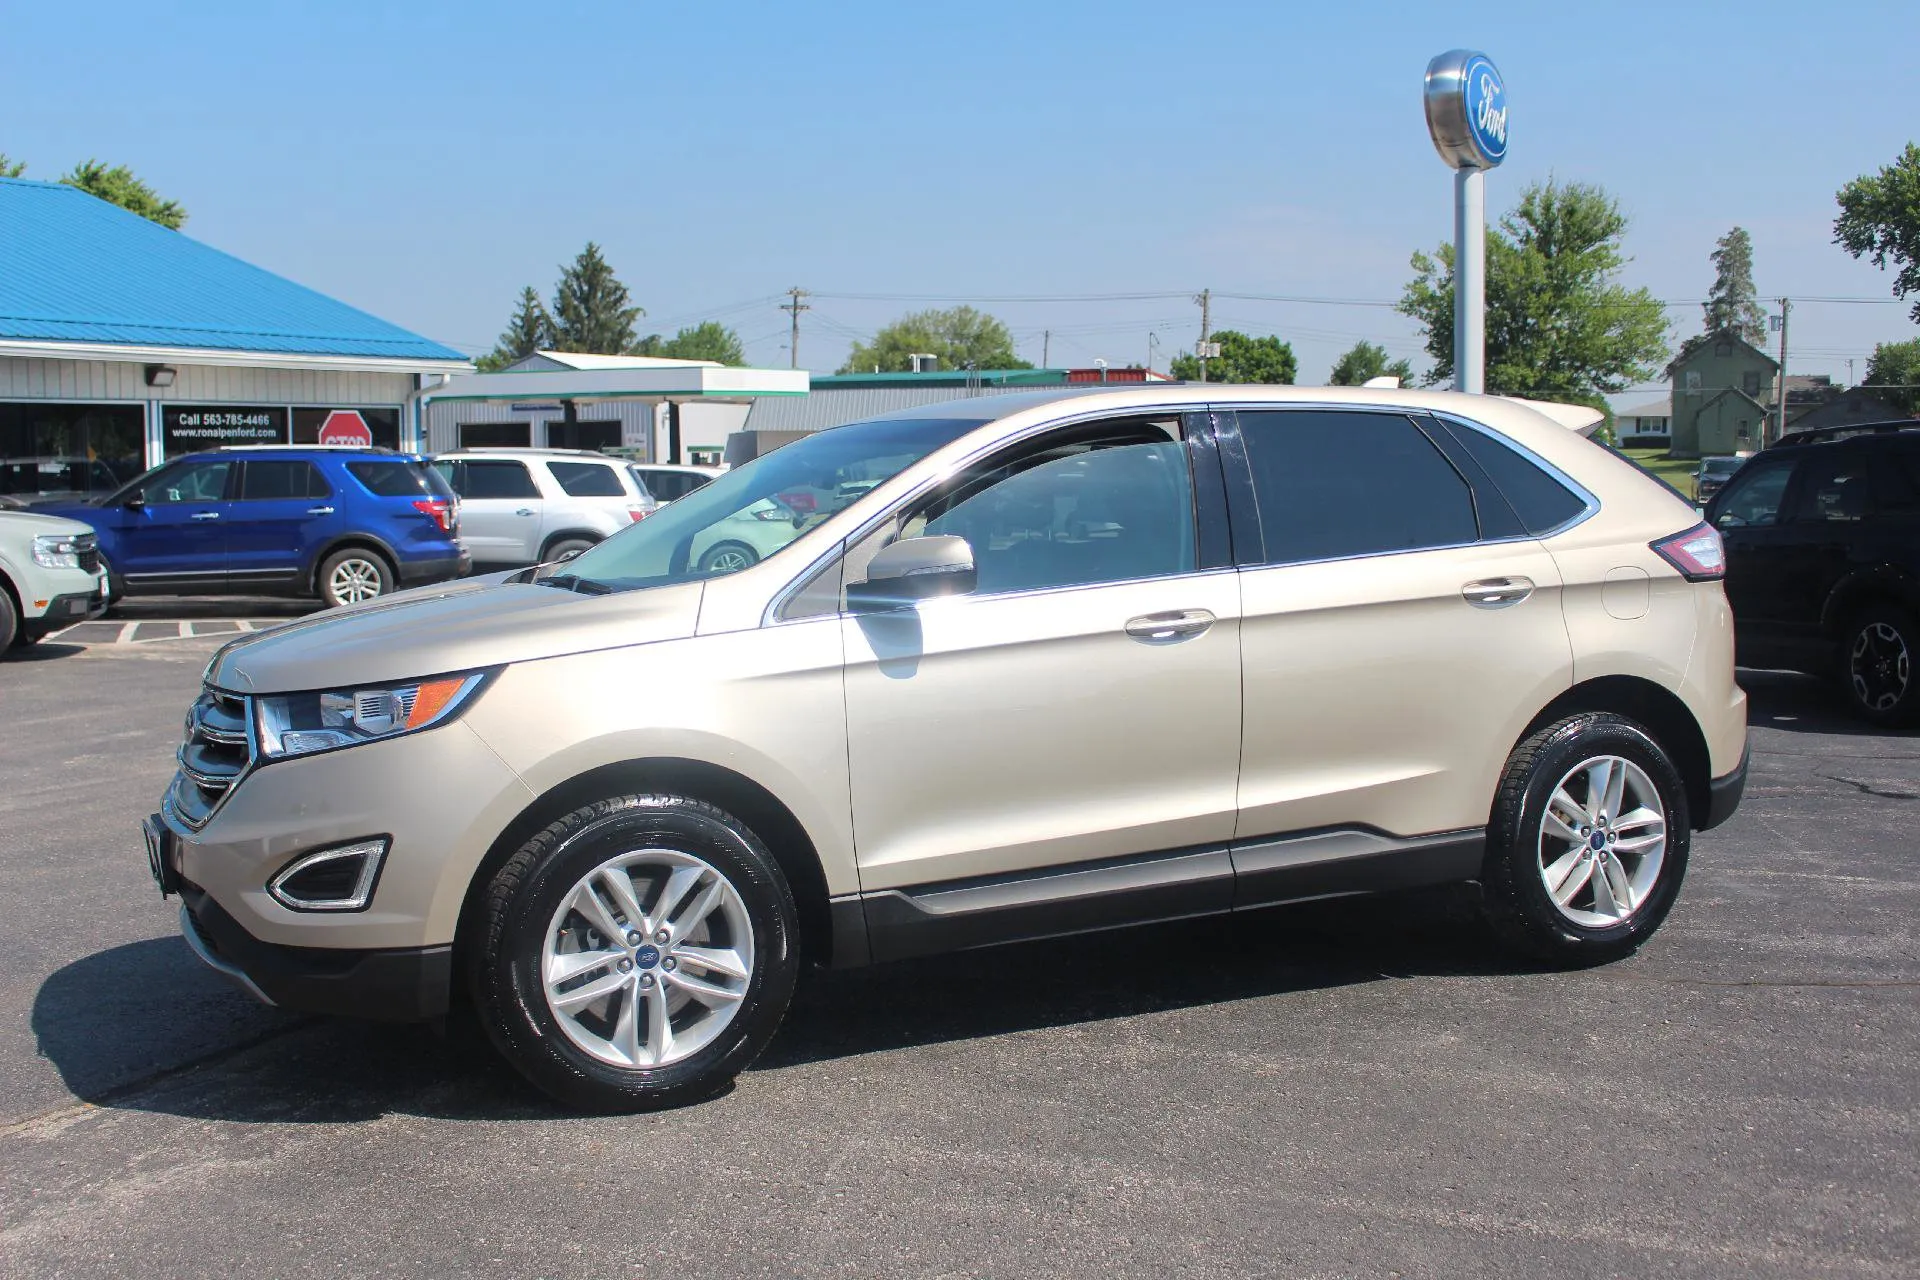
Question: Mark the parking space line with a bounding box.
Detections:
[177,621,192,638]
[237,620,256,632]
[117,622,139,644]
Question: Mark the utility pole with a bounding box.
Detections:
[781,288,811,370]
[1042,330,1050,367]
[1774,296,1791,446]
[1195,288,1212,383]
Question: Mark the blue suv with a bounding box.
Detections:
[35,446,469,608]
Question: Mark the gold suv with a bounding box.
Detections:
[144,387,1748,1111]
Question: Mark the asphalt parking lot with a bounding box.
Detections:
[1,619,1915,1278]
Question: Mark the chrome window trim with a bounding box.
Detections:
[764,401,1211,626]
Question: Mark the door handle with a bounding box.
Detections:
[1125,609,1216,642]
[1461,576,1534,608]
[306,506,335,516]
[190,511,222,522]
[514,508,535,517]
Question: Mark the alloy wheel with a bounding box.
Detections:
[1536,754,1667,928]
[542,848,755,1069]
[1850,621,1910,714]
[328,558,385,604]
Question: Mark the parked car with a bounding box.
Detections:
[145,386,1747,1112]
[0,509,109,651]
[1693,454,1743,503]
[431,449,654,569]
[1704,420,1920,724]
[32,446,468,608]
[627,463,721,504]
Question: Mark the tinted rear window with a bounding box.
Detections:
[462,460,540,500]
[548,460,626,498]
[1445,423,1589,534]
[242,460,328,500]
[348,460,443,498]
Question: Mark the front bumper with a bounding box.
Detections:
[1700,743,1749,831]
[178,879,452,1020]
[21,580,108,637]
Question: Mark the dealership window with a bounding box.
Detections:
[548,420,622,452]
[460,422,531,448]
[161,405,403,457]
[0,402,145,501]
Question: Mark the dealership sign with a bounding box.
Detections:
[316,410,374,447]
[1423,50,1508,171]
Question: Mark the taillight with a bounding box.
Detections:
[627,506,650,523]
[778,489,817,514]
[1652,522,1725,581]
[412,498,454,534]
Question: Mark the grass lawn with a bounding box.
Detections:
[1620,447,1699,498]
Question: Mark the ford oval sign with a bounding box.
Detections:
[1424,49,1509,170]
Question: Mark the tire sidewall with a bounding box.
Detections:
[319,549,392,608]
[1841,608,1918,727]
[481,798,799,1110]
[0,586,17,651]
[699,541,758,573]
[1492,715,1692,961]
[544,538,596,564]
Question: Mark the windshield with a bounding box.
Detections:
[556,416,987,592]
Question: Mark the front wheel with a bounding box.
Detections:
[697,541,759,575]
[471,794,800,1112]
[1480,713,1691,966]
[318,549,392,608]
[544,537,596,564]
[1841,606,1918,727]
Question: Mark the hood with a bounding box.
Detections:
[0,508,98,538]
[205,574,706,693]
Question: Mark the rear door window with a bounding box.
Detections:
[241,460,328,500]
[1237,410,1478,564]
[547,460,626,497]
[1788,450,1874,523]
[461,460,541,500]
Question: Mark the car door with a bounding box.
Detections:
[1768,445,1877,653]
[1708,454,1800,664]
[1223,407,1574,902]
[225,459,339,589]
[117,457,234,585]
[841,412,1243,917]
[444,459,543,565]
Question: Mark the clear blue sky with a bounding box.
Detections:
[5,0,1916,394]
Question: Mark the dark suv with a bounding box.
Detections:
[35,446,469,608]
[1705,421,1920,724]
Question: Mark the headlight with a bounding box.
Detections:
[255,672,490,760]
[32,533,86,569]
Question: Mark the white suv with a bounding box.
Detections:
[0,510,109,651]
[432,449,655,568]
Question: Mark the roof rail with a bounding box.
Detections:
[1774,420,1920,447]
[441,446,614,457]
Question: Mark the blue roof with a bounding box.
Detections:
[0,178,466,365]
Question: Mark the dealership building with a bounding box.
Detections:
[0,176,470,503]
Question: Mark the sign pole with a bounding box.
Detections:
[1454,167,1485,394]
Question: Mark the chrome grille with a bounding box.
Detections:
[168,688,253,829]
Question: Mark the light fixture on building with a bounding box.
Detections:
[145,364,176,388]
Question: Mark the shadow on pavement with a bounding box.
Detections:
[4,640,86,662]
[36,885,1533,1124]
[1740,667,1918,739]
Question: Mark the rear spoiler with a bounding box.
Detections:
[1499,397,1606,437]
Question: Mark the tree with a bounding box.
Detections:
[1702,226,1766,346]
[549,242,642,354]
[0,153,24,178]
[477,286,553,372]
[1328,340,1415,386]
[655,321,746,365]
[60,159,186,229]
[838,306,1028,373]
[1398,178,1669,405]
[1835,142,1920,322]
[1169,330,1297,384]
[1865,338,1920,417]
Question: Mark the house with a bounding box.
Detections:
[1613,394,1671,447]
[1668,331,1779,457]
[1783,386,1911,435]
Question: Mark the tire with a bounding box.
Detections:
[317,548,393,608]
[543,537,597,564]
[97,553,127,605]
[471,794,801,1112]
[1480,713,1691,966]
[1839,606,1919,727]
[0,586,18,653]
[697,541,759,575]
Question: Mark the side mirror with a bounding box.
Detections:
[847,534,976,612]
[123,489,146,509]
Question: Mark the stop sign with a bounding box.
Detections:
[316,410,373,447]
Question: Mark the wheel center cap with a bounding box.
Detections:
[633,944,661,969]
[1588,831,1607,851]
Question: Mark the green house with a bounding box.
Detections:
[1668,331,1778,457]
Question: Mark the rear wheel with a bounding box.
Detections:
[472,794,800,1112]
[1481,713,1690,965]
[697,541,759,575]
[544,537,596,564]
[1840,606,1918,727]
[318,549,392,608]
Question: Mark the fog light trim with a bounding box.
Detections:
[267,838,389,912]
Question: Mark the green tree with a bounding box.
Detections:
[1703,226,1766,345]
[1835,142,1920,322]
[838,306,1029,373]
[656,320,746,365]
[477,286,553,372]
[1169,330,1297,384]
[549,242,642,354]
[59,159,186,229]
[1328,339,1415,386]
[1398,178,1669,405]
[0,153,24,178]
[1865,338,1920,416]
